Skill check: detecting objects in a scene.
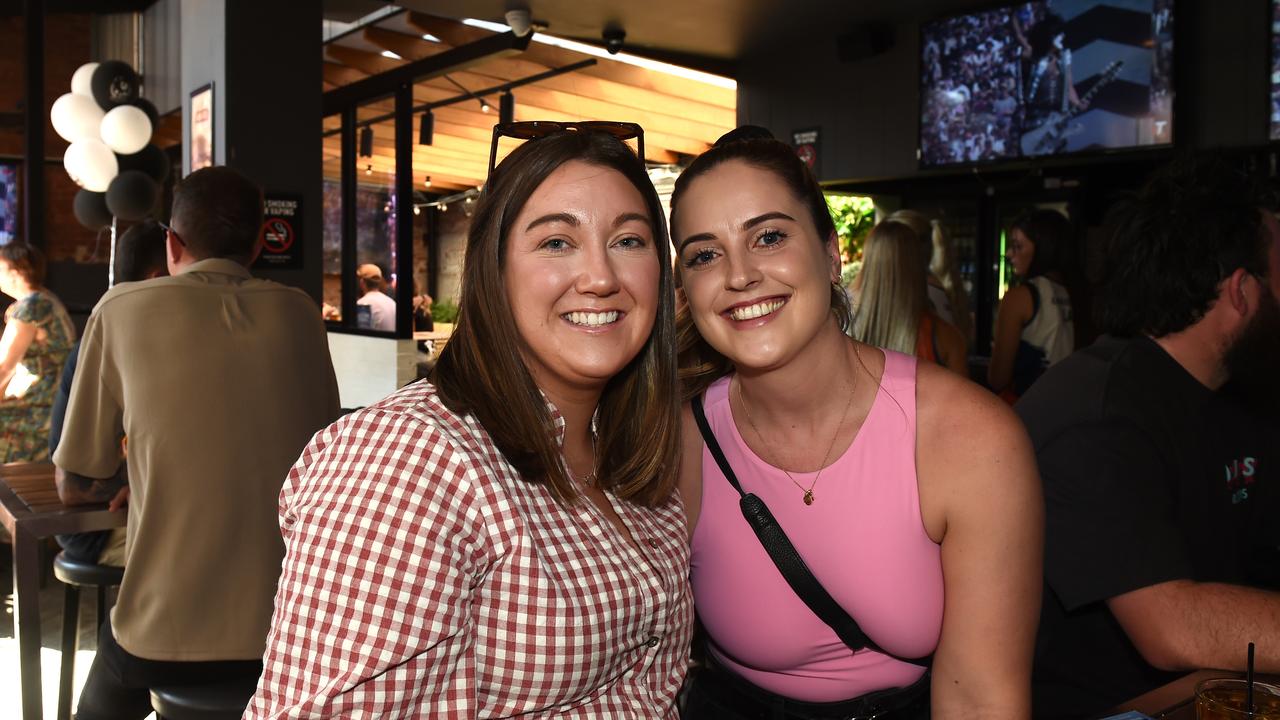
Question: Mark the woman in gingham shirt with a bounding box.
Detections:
[245,129,691,718]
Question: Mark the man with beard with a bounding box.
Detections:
[1015,155,1280,719]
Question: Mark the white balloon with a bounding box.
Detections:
[64,139,119,192]
[50,93,104,144]
[71,62,99,98]
[100,105,152,155]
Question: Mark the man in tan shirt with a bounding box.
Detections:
[54,166,340,719]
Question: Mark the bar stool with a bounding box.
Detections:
[52,552,123,720]
[150,676,259,720]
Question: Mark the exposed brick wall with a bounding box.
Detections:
[0,13,104,262]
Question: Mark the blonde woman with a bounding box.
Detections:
[886,209,974,346]
[851,221,968,375]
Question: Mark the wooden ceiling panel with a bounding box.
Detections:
[323,9,734,189]
[407,12,735,109]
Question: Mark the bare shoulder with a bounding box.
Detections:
[917,362,1027,452]
[677,401,705,540]
[1000,283,1034,316]
[915,362,1040,525]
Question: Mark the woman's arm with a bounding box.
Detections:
[918,368,1043,718]
[987,285,1032,393]
[0,318,38,392]
[246,410,491,719]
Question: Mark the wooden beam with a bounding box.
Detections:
[363,26,453,61]
[322,61,367,87]
[430,68,727,145]
[361,79,698,159]
[326,45,400,77]
[408,12,735,110]
[323,27,532,114]
[408,49,734,128]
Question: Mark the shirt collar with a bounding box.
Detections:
[179,258,253,278]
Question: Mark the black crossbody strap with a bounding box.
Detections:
[692,395,930,668]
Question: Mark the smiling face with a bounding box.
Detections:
[675,160,840,372]
[1008,227,1036,278]
[503,160,660,397]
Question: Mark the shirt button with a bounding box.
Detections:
[646,635,660,648]
[647,538,659,549]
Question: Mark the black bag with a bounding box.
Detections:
[691,395,931,666]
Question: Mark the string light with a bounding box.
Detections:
[479,99,492,113]
[424,176,432,187]
[365,164,372,175]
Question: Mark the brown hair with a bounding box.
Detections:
[670,135,851,401]
[430,130,679,507]
[0,242,47,287]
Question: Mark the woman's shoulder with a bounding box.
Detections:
[289,381,500,521]
[10,291,54,322]
[915,363,1026,455]
[338,380,489,460]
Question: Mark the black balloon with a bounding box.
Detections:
[118,144,170,184]
[105,171,159,222]
[91,61,139,110]
[132,98,160,130]
[73,189,113,230]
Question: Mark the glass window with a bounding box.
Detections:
[352,102,398,333]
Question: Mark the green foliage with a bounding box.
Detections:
[826,194,876,286]
[432,299,459,324]
[827,194,875,255]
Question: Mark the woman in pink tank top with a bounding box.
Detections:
[670,128,1044,719]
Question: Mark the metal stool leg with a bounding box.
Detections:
[58,583,81,720]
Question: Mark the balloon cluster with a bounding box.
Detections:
[51,61,170,230]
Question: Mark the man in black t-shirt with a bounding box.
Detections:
[1016,155,1280,719]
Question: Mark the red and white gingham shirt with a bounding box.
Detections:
[244,380,693,719]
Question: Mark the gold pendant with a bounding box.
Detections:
[803,490,814,505]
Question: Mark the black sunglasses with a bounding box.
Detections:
[488,120,645,178]
[156,220,186,247]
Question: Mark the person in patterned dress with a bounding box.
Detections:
[0,242,75,462]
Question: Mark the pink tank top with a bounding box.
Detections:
[690,351,944,702]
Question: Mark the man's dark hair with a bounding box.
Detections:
[170,166,263,262]
[115,221,168,282]
[1100,154,1276,338]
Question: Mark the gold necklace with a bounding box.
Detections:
[568,432,598,487]
[735,373,856,506]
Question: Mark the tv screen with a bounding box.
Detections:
[1272,0,1280,139]
[920,0,1174,167]
[0,164,17,244]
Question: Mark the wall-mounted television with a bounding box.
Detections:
[0,163,18,244]
[1271,0,1280,139]
[920,0,1175,167]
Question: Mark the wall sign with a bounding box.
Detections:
[189,82,214,174]
[792,127,821,176]
[255,194,303,270]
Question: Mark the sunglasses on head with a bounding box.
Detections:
[488,120,645,179]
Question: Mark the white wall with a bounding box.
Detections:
[326,333,420,409]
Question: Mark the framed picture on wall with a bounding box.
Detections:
[189,82,214,173]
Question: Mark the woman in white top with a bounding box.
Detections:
[988,209,1077,402]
